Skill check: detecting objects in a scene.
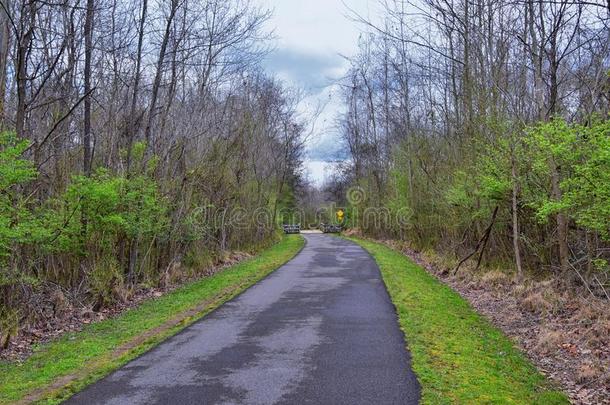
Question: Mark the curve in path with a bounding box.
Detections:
[65,234,421,405]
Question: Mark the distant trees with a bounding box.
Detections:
[0,0,304,347]
[338,0,609,293]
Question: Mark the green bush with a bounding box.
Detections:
[355,117,610,277]
[0,132,40,262]
[526,118,610,238]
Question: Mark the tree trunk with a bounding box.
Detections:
[83,0,94,176]
[16,1,36,139]
[511,151,523,280]
[527,0,545,120]
[143,0,178,149]
[0,1,9,128]
[550,157,569,273]
[126,0,147,172]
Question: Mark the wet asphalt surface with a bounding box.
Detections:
[64,234,420,405]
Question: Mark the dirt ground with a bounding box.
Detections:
[382,239,610,405]
[0,252,251,363]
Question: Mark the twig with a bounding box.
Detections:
[593,275,609,300]
[569,261,596,298]
[22,88,95,155]
[453,206,499,275]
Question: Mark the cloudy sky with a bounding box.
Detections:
[257,0,373,186]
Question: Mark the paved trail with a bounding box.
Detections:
[65,235,420,405]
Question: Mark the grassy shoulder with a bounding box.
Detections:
[0,234,304,404]
[348,237,568,405]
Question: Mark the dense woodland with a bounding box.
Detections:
[330,0,610,292]
[1,0,609,357]
[0,0,305,346]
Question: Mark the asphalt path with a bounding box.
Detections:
[65,234,420,404]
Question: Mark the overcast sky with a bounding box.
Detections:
[257,0,373,186]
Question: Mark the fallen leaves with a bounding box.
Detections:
[0,251,251,363]
[562,343,579,356]
[380,239,610,405]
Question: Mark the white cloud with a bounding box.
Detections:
[258,0,372,185]
[304,160,342,187]
[259,0,371,55]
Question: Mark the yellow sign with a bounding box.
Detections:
[336,209,344,221]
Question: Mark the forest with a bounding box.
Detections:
[0,0,608,403]
[329,0,610,291]
[0,0,305,349]
[0,0,609,400]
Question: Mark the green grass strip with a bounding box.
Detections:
[0,235,304,404]
[348,237,568,405]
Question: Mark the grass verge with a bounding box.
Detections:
[348,236,569,405]
[0,234,304,404]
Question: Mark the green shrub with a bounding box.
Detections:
[0,132,40,262]
[525,118,610,238]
